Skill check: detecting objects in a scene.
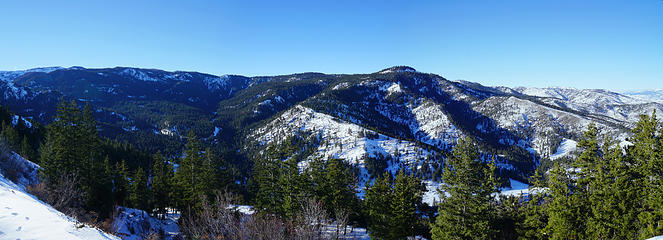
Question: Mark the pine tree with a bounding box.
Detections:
[251,145,283,214]
[174,130,206,212]
[199,147,218,200]
[586,137,639,240]
[1,121,20,149]
[90,156,114,219]
[152,151,173,220]
[517,168,548,240]
[390,170,425,239]
[431,137,498,240]
[19,135,36,161]
[545,162,585,240]
[130,167,150,215]
[629,111,663,238]
[279,156,310,219]
[322,158,356,215]
[115,159,130,206]
[365,171,393,240]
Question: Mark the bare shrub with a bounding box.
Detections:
[334,207,350,237]
[244,213,287,240]
[180,190,247,239]
[49,172,84,214]
[0,140,20,182]
[26,182,49,201]
[293,198,331,240]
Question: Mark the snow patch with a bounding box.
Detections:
[550,138,577,160]
[112,207,179,240]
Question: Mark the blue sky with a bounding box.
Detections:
[1,0,661,90]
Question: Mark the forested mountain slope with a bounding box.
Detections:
[1,66,661,182]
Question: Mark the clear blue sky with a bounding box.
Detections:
[1,0,661,90]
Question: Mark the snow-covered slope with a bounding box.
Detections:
[252,105,438,191]
[0,151,119,240]
[512,87,663,124]
[475,96,628,158]
[550,138,577,160]
[0,173,119,240]
[621,89,663,104]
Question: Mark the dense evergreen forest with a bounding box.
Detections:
[1,98,663,240]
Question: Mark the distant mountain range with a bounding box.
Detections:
[1,66,661,183]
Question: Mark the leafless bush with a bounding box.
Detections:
[181,190,249,239]
[26,182,49,201]
[244,213,287,240]
[335,207,350,237]
[0,140,20,182]
[181,192,342,240]
[292,198,331,240]
[49,172,84,214]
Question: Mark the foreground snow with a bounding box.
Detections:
[0,172,119,240]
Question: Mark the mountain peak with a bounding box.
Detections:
[377,66,417,74]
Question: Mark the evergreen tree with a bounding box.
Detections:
[365,172,393,240]
[251,145,283,214]
[431,137,498,240]
[152,152,173,219]
[629,112,663,238]
[199,147,219,200]
[174,130,207,212]
[88,156,114,219]
[279,156,311,219]
[517,168,548,240]
[1,120,20,148]
[390,170,425,239]
[586,137,639,240]
[19,135,36,161]
[545,162,585,240]
[322,158,356,215]
[116,160,131,206]
[130,167,150,214]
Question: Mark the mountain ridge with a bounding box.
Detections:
[1,65,661,183]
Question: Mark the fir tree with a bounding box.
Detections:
[115,159,130,206]
[365,171,393,240]
[279,156,311,219]
[629,112,663,238]
[517,168,548,240]
[1,120,20,149]
[251,145,283,214]
[130,167,150,215]
[431,137,498,240]
[174,130,207,212]
[19,135,36,161]
[152,151,173,220]
[322,158,356,215]
[390,170,425,239]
